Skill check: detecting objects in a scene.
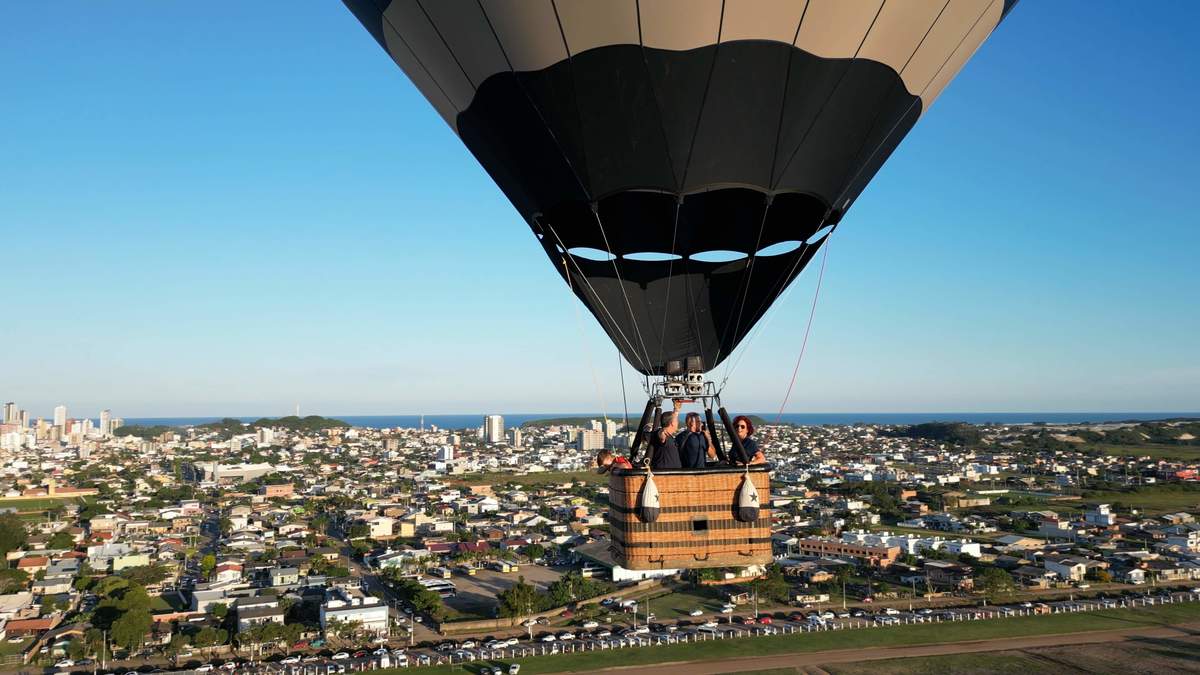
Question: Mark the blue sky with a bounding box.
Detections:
[3,2,1197,418]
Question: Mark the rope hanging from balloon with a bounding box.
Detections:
[547,224,653,375]
[562,256,610,430]
[776,239,831,424]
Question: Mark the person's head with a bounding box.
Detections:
[595,449,614,471]
[685,412,703,432]
[660,411,678,433]
[733,415,754,440]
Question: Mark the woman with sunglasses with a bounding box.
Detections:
[732,415,766,465]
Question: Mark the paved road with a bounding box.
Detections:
[565,621,1200,675]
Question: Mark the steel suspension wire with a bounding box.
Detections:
[776,240,831,425]
[617,347,630,432]
[562,256,609,429]
[589,208,656,374]
[547,225,651,375]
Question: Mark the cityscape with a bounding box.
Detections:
[0,399,1196,673]
[7,2,1200,674]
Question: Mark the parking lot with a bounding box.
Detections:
[442,564,566,617]
[47,590,1200,675]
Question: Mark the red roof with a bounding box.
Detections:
[7,618,55,631]
[16,556,49,568]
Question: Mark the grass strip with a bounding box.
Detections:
[401,600,1200,675]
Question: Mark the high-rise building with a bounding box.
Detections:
[229,437,243,454]
[436,446,455,462]
[509,428,522,448]
[53,405,67,428]
[19,410,28,429]
[576,429,605,452]
[2,403,16,424]
[99,410,112,437]
[604,419,620,439]
[483,415,505,444]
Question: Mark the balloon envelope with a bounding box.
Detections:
[344,0,1016,375]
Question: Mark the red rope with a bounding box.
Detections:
[776,240,831,424]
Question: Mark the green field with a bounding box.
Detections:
[405,600,1200,675]
[635,587,728,620]
[1093,443,1200,460]
[1,496,92,510]
[0,637,31,657]
[1077,488,1200,514]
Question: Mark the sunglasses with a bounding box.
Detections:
[736,424,748,429]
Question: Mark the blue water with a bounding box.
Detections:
[114,411,1198,430]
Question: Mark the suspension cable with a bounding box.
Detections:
[776,240,831,424]
[562,256,609,429]
[547,225,652,375]
[617,347,630,432]
[589,207,656,374]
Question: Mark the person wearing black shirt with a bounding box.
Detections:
[675,412,714,469]
[649,407,683,470]
[732,415,766,464]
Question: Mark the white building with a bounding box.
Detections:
[483,415,505,443]
[320,588,389,634]
[99,409,112,437]
[53,405,67,428]
[1044,555,1088,582]
[1084,504,1116,527]
[576,429,605,452]
[1166,530,1200,552]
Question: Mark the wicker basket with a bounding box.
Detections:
[608,465,772,570]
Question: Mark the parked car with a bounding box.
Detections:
[758,616,773,624]
[280,656,301,664]
[331,652,350,660]
[194,665,214,673]
[689,609,704,617]
[582,620,599,629]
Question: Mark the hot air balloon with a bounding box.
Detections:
[343,0,1016,570]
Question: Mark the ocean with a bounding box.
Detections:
[113,411,1198,430]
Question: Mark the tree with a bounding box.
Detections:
[48,531,76,551]
[166,634,192,660]
[210,603,229,620]
[0,513,28,557]
[111,608,153,651]
[193,627,227,653]
[120,564,169,587]
[497,576,541,617]
[1087,568,1113,583]
[978,568,1016,602]
[200,554,217,580]
[750,564,792,604]
[0,568,29,594]
[521,544,545,561]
